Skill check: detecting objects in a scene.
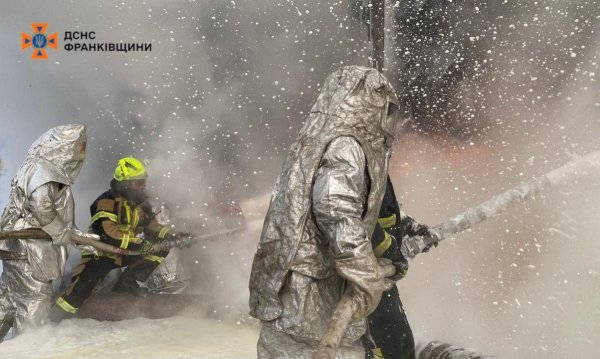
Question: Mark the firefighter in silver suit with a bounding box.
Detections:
[249,66,399,358]
[0,124,87,340]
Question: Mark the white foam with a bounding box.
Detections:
[1,317,258,359]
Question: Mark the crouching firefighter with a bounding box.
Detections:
[364,176,435,359]
[0,124,88,341]
[50,157,188,320]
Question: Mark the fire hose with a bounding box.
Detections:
[0,227,243,256]
[313,149,600,359]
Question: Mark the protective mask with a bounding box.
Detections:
[64,159,84,183]
[125,187,149,205]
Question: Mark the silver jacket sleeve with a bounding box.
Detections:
[312,136,391,320]
[29,182,73,246]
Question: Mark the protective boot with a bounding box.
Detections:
[0,276,15,342]
[47,302,76,323]
[0,313,13,343]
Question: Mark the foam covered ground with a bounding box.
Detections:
[1,317,259,359]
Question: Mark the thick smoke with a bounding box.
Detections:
[0,0,373,326]
[0,0,599,358]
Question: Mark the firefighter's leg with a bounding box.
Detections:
[367,284,416,359]
[0,260,54,336]
[113,252,166,296]
[258,324,365,359]
[49,255,118,321]
[0,264,16,341]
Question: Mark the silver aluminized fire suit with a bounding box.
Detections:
[0,124,87,340]
[249,66,399,358]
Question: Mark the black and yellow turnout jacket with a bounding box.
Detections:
[88,180,171,263]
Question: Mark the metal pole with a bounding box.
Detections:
[312,290,356,359]
[371,0,385,72]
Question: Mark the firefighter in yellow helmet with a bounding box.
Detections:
[49,157,187,320]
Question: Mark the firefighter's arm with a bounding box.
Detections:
[140,202,188,241]
[144,216,172,240]
[312,136,395,320]
[90,198,141,249]
[29,182,73,245]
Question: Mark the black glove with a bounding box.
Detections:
[414,224,439,253]
[413,223,430,236]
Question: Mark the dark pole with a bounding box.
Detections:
[371,0,385,72]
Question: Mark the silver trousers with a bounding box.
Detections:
[257,324,365,359]
[0,259,54,340]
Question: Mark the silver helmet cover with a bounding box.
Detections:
[25,123,87,189]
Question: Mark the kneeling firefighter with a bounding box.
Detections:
[50,157,189,319]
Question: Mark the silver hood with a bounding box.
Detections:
[24,124,87,191]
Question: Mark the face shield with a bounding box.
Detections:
[382,100,399,149]
[64,138,87,182]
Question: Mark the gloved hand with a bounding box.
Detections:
[41,216,73,246]
[140,240,154,255]
[412,223,431,237]
[349,257,396,321]
[411,223,438,253]
[377,258,398,279]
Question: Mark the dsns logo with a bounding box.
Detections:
[21,23,58,60]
